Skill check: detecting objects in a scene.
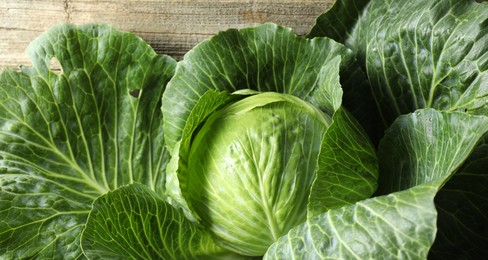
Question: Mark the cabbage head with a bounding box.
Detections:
[161,23,378,256]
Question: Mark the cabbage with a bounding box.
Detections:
[1,0,487,258]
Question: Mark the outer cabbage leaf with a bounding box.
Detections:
[348,1,488,257]
[265,182,438,259]
[306,55,377,215]
[265,109,488,259]
[378,109,488,258]
[0,24,176,258]
[377,109,488,193]
[81,183,227,259]
[348,0,488,125]
[308,107,377,217]
[311,0,487,141]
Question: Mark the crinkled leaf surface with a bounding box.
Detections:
[311,0,488,141]
[81,183,227,259]
[377,109,488,194]
[0,24,175,258]
[265,109,488,259]
[349,0,488,125]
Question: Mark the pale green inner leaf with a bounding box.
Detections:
[186,93,329,256]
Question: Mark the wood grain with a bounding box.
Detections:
[0,0,334,70]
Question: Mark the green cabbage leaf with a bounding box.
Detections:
[0,24,176,258]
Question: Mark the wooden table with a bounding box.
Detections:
[0,0,333,70]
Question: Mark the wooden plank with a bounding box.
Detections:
[0,0,334,70]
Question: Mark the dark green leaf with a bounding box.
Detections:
[349,0,488,126]
[0,24,176,258]
[378,109,488,194]
[378,109,488,257]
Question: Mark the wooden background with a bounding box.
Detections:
[0,0,334,70]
